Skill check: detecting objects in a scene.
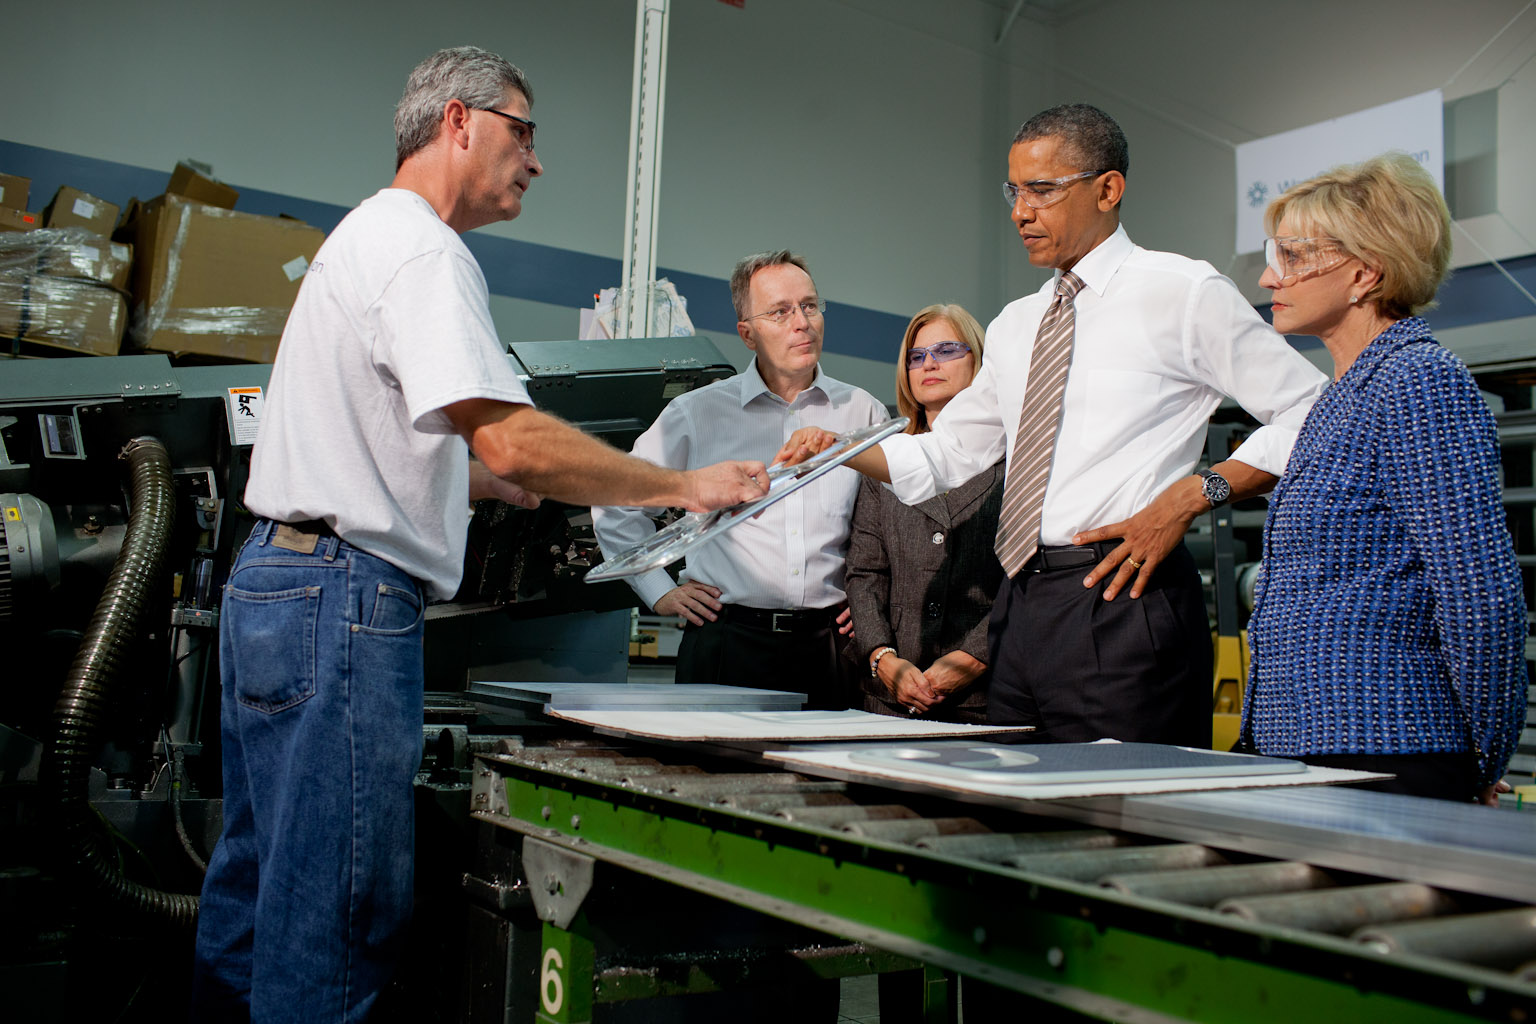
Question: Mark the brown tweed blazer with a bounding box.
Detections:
[844,459,1005,722]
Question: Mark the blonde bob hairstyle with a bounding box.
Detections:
[1263,152,1451,320]
[894,304,987,434]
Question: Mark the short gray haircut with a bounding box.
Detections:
[1012,104,1129,178]
[730,250,812,320]
[394,46,533,169]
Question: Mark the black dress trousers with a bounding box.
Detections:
[986,542,1212,747]
[676,610,855,711]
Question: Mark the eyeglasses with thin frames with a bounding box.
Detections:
[740,300,826,326]
[1002,169,1109,209]
[478,108,536,152]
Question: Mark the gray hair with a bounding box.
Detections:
[394,46,533,169]
[729,250,812,320]
[1012,104,1128,177]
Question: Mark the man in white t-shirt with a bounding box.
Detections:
[190,47,767,1022]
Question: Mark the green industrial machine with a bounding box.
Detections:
[453,735,1536,1024]
[5,348,1533,1023]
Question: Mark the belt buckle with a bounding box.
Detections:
[770,612,794,633]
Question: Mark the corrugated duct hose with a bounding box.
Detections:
[40,436,200,931]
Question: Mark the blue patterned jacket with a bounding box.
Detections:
[1243,317,1528,788]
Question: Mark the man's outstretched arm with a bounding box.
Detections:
[446,398,767,512]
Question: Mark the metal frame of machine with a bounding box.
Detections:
[5,347,1532,1022]
[461,737,1536,1024]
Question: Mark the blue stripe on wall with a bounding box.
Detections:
[7,140,1534,360]
[0,139,909,360]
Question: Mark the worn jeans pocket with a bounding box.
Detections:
[227,584,320,713]
[356,582,423,635]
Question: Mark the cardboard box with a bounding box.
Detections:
[167,162,239,209]
[628,631,660,659]
[0,274,127,356]
[52,234,132,291]
[0,173,29,212]
[0,271,20,338]
[0,208,40,233]
[124,194,323,362]
[43,187,120,235]
[0,229,132,291]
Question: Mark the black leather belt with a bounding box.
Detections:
[1024,540,1120,572]
[716,604,838,634]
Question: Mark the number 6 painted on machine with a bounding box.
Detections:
[541,946,565,1014]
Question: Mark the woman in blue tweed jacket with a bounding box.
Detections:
[1243,153,1527,804]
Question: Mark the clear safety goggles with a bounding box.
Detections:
[1264,235,1349,283]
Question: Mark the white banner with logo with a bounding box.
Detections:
[1234,89,1444,254]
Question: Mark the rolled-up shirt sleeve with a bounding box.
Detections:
[1185,275,1327,475]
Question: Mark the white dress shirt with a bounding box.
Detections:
[883,226,1328,546]
[593,360,888,611]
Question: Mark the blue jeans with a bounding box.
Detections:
[191,520,426,1023]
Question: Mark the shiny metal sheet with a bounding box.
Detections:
[585,417,907,582]
[1061,786,1536,902]
[469,681,806,713]
[847,741,1304,785]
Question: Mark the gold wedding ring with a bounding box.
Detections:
[1126,558,1143,569]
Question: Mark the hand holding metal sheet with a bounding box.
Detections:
[586,417,908,582]
[775,425,846,467]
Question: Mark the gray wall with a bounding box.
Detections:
[4,0,1533,401]
[0,0,1055,397]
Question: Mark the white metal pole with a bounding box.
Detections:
[618,0,670,338]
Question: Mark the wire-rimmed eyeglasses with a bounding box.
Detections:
[740,300,826,326]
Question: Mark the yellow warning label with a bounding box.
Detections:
[4,507,19,522]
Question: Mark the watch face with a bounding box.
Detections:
[1203,472,1231,505]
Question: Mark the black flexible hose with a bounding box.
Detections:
[40,436,199,930]
[170,746,208,874]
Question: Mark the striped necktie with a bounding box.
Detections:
[995,270,1086,577]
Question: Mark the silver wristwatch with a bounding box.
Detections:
[1197,468,1231,508]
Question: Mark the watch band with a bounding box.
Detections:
[1197,467,1231,508]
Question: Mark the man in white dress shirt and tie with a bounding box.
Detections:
[779,105,1328,746]
[594,251,887,709]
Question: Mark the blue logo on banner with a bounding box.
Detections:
[1247,182,1269,208]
